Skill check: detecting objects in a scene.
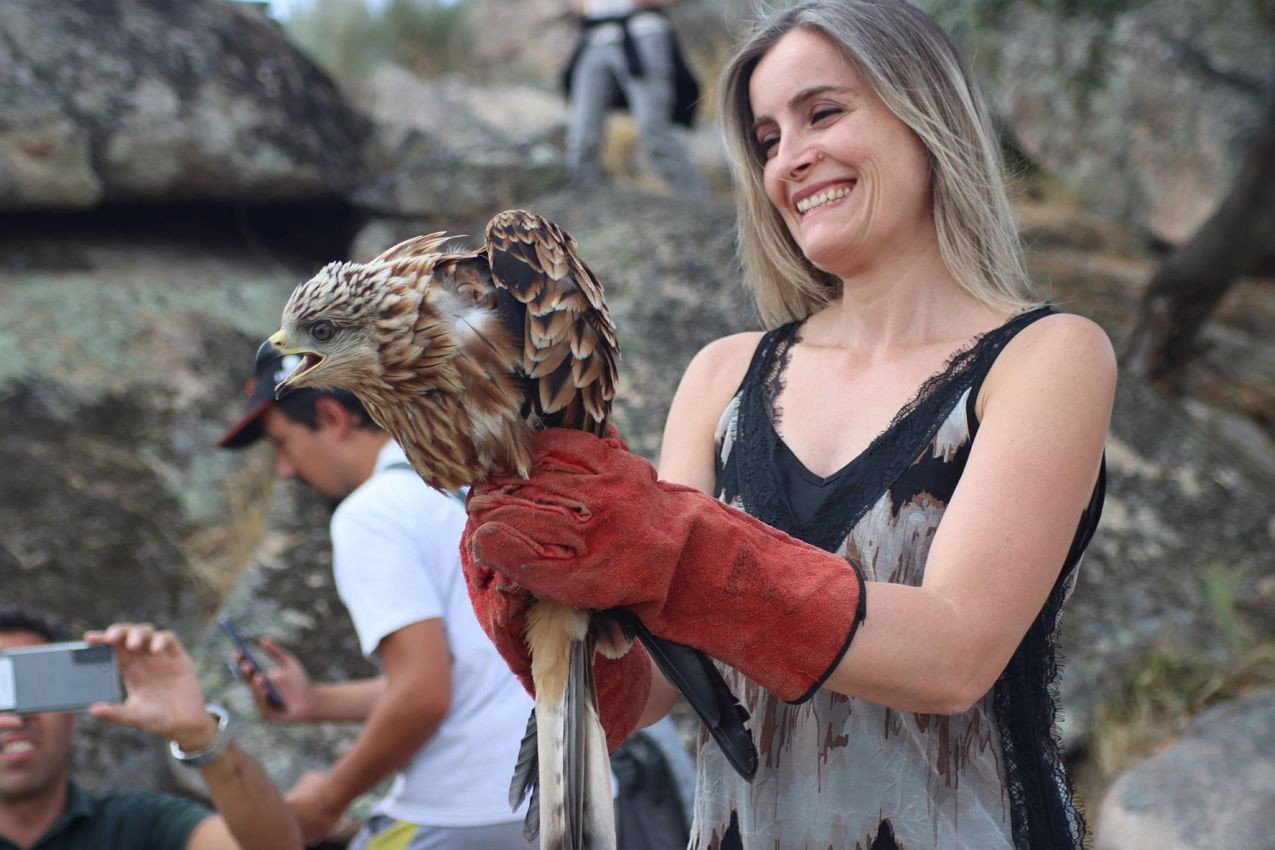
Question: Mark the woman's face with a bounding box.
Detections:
[748,28,934,278]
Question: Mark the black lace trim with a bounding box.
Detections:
[719,306,1053,552]
[993,461,1103,850]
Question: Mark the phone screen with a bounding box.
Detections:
[217,617,286,711]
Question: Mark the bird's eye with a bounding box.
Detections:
[311,320,336,342]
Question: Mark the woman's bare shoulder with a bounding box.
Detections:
[979,310,1117,419]
[682,331,768,388]
[659,331,766,487]
[672,331,767,426]
[1007,311,1115,376]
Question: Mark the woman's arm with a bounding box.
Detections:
[658,332,763,491]
[822,313,1116,713]
[636,332,764,725]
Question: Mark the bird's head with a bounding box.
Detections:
[258,262,402,399]
[259,235,457,403]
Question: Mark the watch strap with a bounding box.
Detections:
[169,704,233,768]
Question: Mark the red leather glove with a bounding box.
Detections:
[464,428,866,703]
[462,518,651,752]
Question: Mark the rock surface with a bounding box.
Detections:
[0,0,366,209]
[1096,687,1275,850]
[2,181,1272,812]
[952,0,1272,247]
[0,213,362,793]
[348,66,568,219]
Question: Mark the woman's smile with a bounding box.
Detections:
[792,180,856,217]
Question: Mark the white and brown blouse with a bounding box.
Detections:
[694,306,1104,850]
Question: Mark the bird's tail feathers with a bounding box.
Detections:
[510,708,539,841]
[527,602,616,850]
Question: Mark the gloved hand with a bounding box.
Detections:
[463,526,651,752]
[464,428,866,703]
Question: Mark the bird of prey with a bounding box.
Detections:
[257,209,757,849]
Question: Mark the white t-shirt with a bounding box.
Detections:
[331,441,532,827]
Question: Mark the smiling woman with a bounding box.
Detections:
[719,0,1034,330]
[456,2,1116,850]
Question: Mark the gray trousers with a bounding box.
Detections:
[566,28,706,195]
[348,815,536,850]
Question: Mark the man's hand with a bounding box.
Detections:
[285,771,346,844]
[238,638,314,724]
[83,623,216,751]
[79,623,305,850]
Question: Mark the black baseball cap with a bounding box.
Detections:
[216,352,304,449]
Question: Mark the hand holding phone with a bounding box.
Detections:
[0,641,122,715]
[217,617,287,711]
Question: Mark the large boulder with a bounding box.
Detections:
[1096,687,1275,849]
[3,181,1271,821]
[349,66,568,219]
[0,0,366,210]
[1061,378,1275,743]
[0,214,362,793]
[1001,196,1275,745]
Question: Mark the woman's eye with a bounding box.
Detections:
[812,106,842,123]
[756,136,779,159]
[311,319,336,342]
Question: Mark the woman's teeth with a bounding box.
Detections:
[1,740,35,754]
[796,186,850,213]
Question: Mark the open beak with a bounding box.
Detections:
[257,331,324,399]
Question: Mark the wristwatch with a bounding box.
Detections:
[169,704,233,767]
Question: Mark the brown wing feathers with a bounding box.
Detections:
[346,211,616,489]
[485,211,618,436]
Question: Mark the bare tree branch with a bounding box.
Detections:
[1118,83,1275,390]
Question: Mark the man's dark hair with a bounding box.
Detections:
[0,606,69,643]
[275,388,380,433]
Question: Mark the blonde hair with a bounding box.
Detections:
[719,0,1039,328]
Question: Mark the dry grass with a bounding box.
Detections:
[1072,561,1275,822]
[183,454,276,603]
[1072,640,1275,824]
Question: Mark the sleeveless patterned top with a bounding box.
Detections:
[692,306,1104,850]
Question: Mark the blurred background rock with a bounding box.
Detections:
[1,0,1272,845]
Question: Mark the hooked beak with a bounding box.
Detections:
[257,331,322,400]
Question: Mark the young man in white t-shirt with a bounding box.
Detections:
[218,352,534,850]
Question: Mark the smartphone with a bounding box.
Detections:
[216,616,286,711]
[0,641,122,715]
